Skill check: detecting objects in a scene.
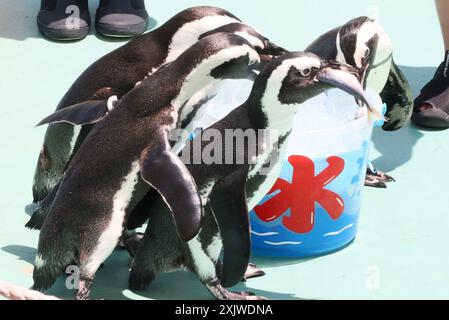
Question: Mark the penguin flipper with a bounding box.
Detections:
[380,59,413,131]
[26,182,60,230]
[139,140,202,242]
[305,26,339,59]
[209,167,250,288]
[36,99,112,127]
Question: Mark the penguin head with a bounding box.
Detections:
[250,52,378,128]
[186,32,260,80]
[336,16,393,91]
[200,23,288,68]
[162,6,243,63]
[172,33,260,105]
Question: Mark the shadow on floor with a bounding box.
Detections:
[1,244,304,300]
[371,123,424,171]
[399,65,437,97]
[0,0,157,42]
[2,245,36,264]
[24,203,38,217]
[124,270,304,300]
[371,65,436,171]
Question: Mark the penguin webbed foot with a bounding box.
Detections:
[365,167,396,188]
[75,278,94,301]
[206,279,267,300]
[215,261,265,283]
[242,263,266,282]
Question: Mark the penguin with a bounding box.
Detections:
[305,16,413,188]
[32,5,287,205]
[29,33,262,300]
[28,19,288,230]
[129,52,378,300]
[119,23,289,264]
[306,16,413,129]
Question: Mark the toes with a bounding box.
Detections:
[233,291,255,296]
[382,173,396,183]
[364,179,387,188]
[246,295,268,300]
[228,291,267,300]
[365,171,395,188]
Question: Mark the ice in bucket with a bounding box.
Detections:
[250,88,383,258]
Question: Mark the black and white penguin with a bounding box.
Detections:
[306,16,413,187]
[121,24,288,253]
[28,19,287,230]
[306,16,413,131]
[32,5,286,205]
[29,33,262,300]
[129,52,377,300]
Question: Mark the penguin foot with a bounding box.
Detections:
[229,291,267,300]
[242,263,265,282]
[120,231,144,257]
[206,279,267,300]
[215,261,265,282]
[75,278,93,300]
[365,168,395,188]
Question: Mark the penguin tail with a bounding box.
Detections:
[25,182,59,230]
[129,263,155,291]
[25,202,50,230]
[32,244,76,291]
[129,253,156,291]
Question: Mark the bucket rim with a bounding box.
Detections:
[293,114,373,136]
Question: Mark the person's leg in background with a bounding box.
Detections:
[412,0,449,128]
[37,0,149,41]
[435,0,449,51]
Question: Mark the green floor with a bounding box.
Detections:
[1,0,448,300]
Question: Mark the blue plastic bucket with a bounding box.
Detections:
[249,89,383,258]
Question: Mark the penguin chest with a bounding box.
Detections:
[187,230,222,281]
[246,135,290,210]
[84,160,140,274]
[366,56,392,93]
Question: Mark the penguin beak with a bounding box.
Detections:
[358,64,369,89]
[316,61,382,120]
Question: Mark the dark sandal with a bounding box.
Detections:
[37,0,91,41]
[95,0,149,37]
[412,62,449,128]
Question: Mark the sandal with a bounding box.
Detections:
[37,0,91,41]
[95,0,149,37]
[412,62,449,128]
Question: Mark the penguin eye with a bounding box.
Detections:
[364,48,371,58]
[300,68,311,77]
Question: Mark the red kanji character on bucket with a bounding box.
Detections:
[254,155,345,233]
